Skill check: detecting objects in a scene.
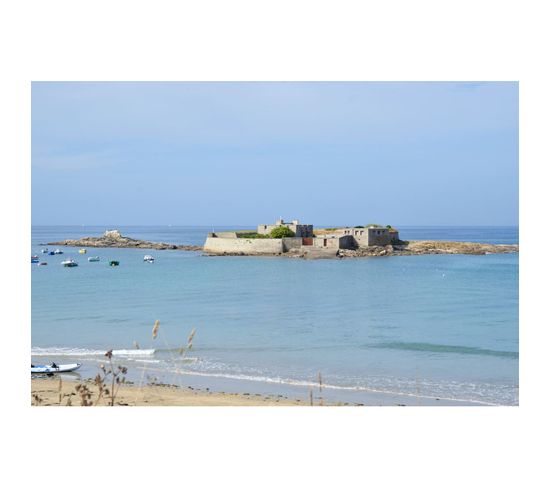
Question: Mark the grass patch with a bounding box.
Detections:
[237,232,270,239]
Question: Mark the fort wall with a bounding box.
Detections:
[204,237,284,254]
[282,237,303,251]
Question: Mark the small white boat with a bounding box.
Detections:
[88,256,100,262]
[143,255,155,263]
[31,362,82,374]
[61,259,78,267]
[41,248,49,253]
[53,249,64,255]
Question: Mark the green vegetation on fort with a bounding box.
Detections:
[269,226,296,238]
[237,227,297,239]
[236,232,270,239]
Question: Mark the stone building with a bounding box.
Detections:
[257,218,313,238]
[339,226,399,247]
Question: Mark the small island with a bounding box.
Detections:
[49,223,518,258]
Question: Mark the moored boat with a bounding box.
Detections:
[109,260,120,266]
[143,254,155,263]
[37,262,48,266]
[79,248,87,254]
[61,259,78,267]
[88,256,100,262]
[53,249,64,255]
[31,255,39,263]
[41,248,49,253]
[31,362,82,374]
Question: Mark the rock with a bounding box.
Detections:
[104,229,122,239]
[48,231,203,252]
[335,240,518,259]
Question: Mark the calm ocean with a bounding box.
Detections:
[31,226,519,405]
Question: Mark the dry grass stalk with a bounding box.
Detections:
[75,383,93,406]
[178,327,197,357]
[152,319,160,340]
[308,387,313,406]
[71,350,128,406]
[318,371,324,406]
[103,349,128,406]
[58,376,63,404]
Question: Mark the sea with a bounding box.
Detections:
[31,225,519,406]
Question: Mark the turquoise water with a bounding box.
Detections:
[31,226,519,405]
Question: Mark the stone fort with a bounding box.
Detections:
[204,218,400,255]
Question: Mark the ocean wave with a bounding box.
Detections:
[31,347,156,357]
[154,367,509,406]
[373,342,518,359]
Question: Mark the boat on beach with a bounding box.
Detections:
[143,255,155,263]
[88,256,100,262]
[31,362,82,374]
[61,259,78,267]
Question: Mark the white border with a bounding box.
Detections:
[2,1,548,486]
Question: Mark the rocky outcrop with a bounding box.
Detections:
[48,230,203,251]
[337,240,518,258]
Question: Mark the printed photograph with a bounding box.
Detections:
[31,81,518,406]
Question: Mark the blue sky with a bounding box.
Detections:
[32,82,518,226]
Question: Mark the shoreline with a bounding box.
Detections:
[31,373,491,406]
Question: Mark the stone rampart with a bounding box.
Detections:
[204,237,284,254]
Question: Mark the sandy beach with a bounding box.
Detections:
[31,377,311,406]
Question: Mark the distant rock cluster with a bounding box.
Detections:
[337,241,519,258]
[48,230,203,251]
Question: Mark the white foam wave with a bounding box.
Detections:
[31,347,155,357]
[136,365,504,406]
